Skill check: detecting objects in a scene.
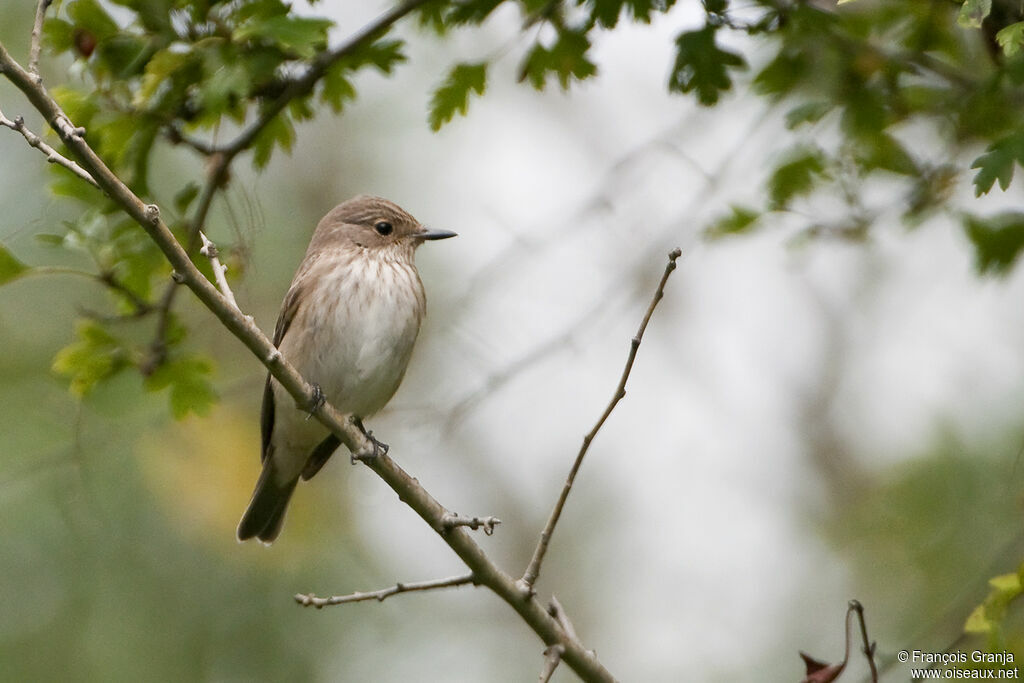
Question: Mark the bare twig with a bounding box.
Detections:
[442,514,501,535]
[538,644,565,683]
[199,231,240,311]
[295,573,477,608]
[0,37,616,683]
[0,107,97,186]
[28,0,52,81]
[520,247,682,590]
[849,600,879,682]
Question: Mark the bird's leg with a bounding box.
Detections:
[350,416,389,463]
[304,383,326,420]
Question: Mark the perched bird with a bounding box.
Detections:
[237,195,456,543]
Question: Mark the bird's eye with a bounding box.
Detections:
[374,221,393,236]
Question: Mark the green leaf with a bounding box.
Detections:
[234,15,333,59]
[767,147,827,208]
[957,0,992,28]
[518,29,598,91]
[448,0,504,25]
[668,25,746,106]
[67,0,120,41]
[856,133,919,176]
[971,133,1024,196]
[784,101,832,129]
[429,62,488,131]
[342,39,406,74]
[251,115,295,169]
[965,604,992,634]
[963,212,1024,276]
[0,243,29,285]
[144,354,217,419]
[996,22,1024,57]
[704,206,761,239]
[43,18,76,53]
[52,320,128,396]
[321,64,357,113]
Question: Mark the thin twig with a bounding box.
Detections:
[538,644,565,683]
[0,107,97,186]
[849,600,879,682]
[0,37,616,683]
[199,231,240,311]
[520,247,682,590]
[28,0,52,81]
[442,514,501,535]
[295,573,477,608]
[548,596,579,641]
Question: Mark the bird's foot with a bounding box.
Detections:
[350,418,389,463]
[304,383,325,420]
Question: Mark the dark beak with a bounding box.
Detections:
[418,227,458,241]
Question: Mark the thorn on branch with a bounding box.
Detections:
[538,644,565,683]
[442,514,502,535]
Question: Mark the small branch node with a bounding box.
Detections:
[265,349,282,365]
[170,270,185,284]
[442,513,502,535]
[144,204,160,223]
[539,644,565,683]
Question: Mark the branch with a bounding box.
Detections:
[538,645,564,683]
[520,247,682,590]
[849,600,878,682]
[199,231,240,311]
[442,513,501,535]
[0,38,616,683]
[295,573,477,608]
[0,107,97,186]
[28,0,52,81]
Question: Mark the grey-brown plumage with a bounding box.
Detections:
[237,196,456,543]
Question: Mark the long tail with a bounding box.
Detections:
[237,462,298,544]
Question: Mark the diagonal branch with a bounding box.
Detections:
[295,573,478,608]
[520,247,682,591]
[0,36,617,683]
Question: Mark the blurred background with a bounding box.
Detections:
[2,0,1024,681]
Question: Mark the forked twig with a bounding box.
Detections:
[520,247,682,590]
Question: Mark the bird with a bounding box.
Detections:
[237,195,456,544]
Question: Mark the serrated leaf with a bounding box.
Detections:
[971,133,1024,196]
[668,25,746,106]
[52,319,128,396]
[996,22,1024,57]
[234,15,333,59]
[321,64,357,113]
[767,147,827,208]
[429,62,487,131]
[957,0,992,28]
[448,0,504,25]
[342,39,407,74]
[964,212,1024,276]
[0,243,29,285]
[251,115,295,169]
[144,354,217,419]
[518,29,597,91]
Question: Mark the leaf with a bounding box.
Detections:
[144,354,217,419]
[856,133,919,176]
[343,39,407,74]
[965,604,992,634]
[173,183,200,215]
[767,147,827,208]
[0,243,29,285]
[996,22,1024,57]
[963,212,1024,276]
[52,320,128,396]
[429,62,488,131]
[66,0,120,41]
[957,0,992,28]
[668,25,746,106]
[321,64,357,113]
[518,29,598,91]
[971,133,1024,196]
[448,0,504,25]
[251,114,295,169]
[234,15,333,59]
[704,206,761,239]
[785,101,832,129]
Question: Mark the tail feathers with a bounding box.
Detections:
[237,463,298,544]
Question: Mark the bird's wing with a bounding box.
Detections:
[260,282,306,463]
